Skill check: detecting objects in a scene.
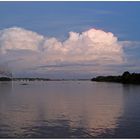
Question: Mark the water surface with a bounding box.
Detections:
[0,81,140,138]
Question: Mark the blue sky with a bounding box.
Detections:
[0,1,140,41]
[0,1,140,78]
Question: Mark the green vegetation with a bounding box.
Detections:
[91,71,140,84]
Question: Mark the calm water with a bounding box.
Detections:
[0,81,140,138]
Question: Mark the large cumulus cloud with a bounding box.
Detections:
[0,27,124,78]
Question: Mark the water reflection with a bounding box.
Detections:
[0,81,12,93]
[112,84,140,138]
[0,81,12,110]
[0,81,140,138]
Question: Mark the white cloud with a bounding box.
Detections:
[0,27,125,78]
[0,27,44,53]
[119,40,140,48]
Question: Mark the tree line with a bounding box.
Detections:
[91,71,140,84]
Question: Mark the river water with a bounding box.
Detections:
[0,81,140,138]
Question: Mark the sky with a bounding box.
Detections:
[0,1,140,79]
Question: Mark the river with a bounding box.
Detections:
[0,81,140,138]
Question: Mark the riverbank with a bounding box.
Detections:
[0,77,12,81]
[91,71,140,84]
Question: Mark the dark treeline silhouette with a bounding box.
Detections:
[13,78,51,81]
[0,77,89,81]
[91,71,140,84]
[0,77,12,81]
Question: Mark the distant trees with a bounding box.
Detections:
[91,71,140,84]
[12,78,51,81]
[0,77,12,81]
[122,71,131,83]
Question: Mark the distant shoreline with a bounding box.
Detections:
[91,71,140,84]
[0,77,90,81]
[1,71,140,84]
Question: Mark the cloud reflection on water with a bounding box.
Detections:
[0,81,125,138]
